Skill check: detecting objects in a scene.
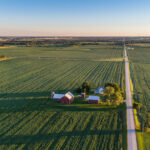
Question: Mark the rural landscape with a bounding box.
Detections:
[0,0,150,150]
[0,36,149,150]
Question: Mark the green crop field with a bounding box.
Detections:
[0,45,126,150]
[128,46,150,150]
[0,45,123,60]
[128,47,150,111]
[0,102,126,150]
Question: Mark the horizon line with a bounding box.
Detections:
[1,35,150,38]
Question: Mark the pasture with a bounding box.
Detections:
[0,45,126,150]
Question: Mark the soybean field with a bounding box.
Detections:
[128,47,150,111]
[0,45,126,150]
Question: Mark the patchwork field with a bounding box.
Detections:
[0,45,126,150]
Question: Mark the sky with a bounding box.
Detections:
[0,0,150,36]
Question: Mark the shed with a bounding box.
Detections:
[61,92,74,104]
[52,94,64,101]
[78,93,86,99]
[94,87,104,94]
[86,96,100,104]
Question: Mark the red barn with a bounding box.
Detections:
[60,92,74,104]
[86,96,100,104]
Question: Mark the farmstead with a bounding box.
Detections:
[52,92,74,104]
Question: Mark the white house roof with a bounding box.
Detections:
[53,94,64,99]
[86,96,100,101]
[94,87,104,94]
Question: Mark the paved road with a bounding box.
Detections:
[125,48,138,150]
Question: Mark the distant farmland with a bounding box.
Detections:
[0,45,126,150]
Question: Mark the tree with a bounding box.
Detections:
[121,90,125,99]
[145,113,150,131]
[76,87,82,93]
[105,82,120,92]
[111,92,123,106]
[140,106,147,132]
[106,99,111,105]
[103,87,115,101]
[104,83,124,106]
[82,81,90,93]
[133,102,142,111]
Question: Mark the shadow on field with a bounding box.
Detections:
[0,91,123,113]
[127,106,133,109]
[0,91,56,98]
[128,129,137,133]
[0,129,121,145]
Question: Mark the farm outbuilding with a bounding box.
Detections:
[94,87,104,94]
[78,93,86,99]
[60,92,74,104]
[52,94,65,101]
[86,96,100,104]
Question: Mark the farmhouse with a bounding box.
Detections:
[94,87,104,94]
[60,92,74,104]
[86,96,100,104]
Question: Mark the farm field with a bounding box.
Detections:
[128,46,150,150]
[128,47,150,111]
[0,101,126,150]
[0,45,126,150]
[0,45,123,60]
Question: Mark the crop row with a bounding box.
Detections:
[0,111,123,150]
[0,59,125,95]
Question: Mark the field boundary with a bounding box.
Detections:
[11,56,123,62]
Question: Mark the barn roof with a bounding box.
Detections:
[67,92,74,97]
[53,94,64,99]
[64,92,74,99]
[86,96,100,101]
